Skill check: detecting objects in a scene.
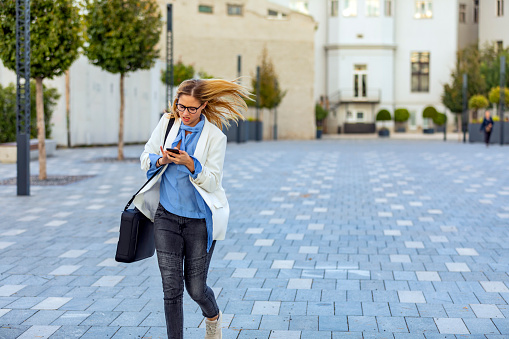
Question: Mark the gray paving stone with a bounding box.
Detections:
[1,141,509,338]
[347,315,378,332]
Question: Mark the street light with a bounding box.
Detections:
[166,4,174,110]
[16,0,31,196]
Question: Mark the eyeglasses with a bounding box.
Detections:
[176,102,203,114]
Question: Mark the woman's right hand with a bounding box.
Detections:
[158,146,176,166]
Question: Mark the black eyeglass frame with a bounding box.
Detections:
[176,102,204,114]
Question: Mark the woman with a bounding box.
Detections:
[134,79,250,338]
[480,110,494,147]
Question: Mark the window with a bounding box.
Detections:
[198,5,213,13]
[497,0,504,16]
[289,0,309,14]
[331,0,339,16]
[366,0,380,16]
[268,9,288,19]
[343,0,357,17]
[354,64,367,98]
[411,52,430,92]
[473,0,479,22]
[356,112,364,121]
[415,0,432,19]
[227,4,243,16]
[459,4,466,23]
[497,41,504,52]
[385,0,392,16]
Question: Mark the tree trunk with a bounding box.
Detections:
[36,77,47,180]
[118,73,125,160]
[66,70,71,148]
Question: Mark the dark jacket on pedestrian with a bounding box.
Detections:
[480,117,494,132]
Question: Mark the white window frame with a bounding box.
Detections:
[385,0,392,16]
[227,4,243,16]
[366,0,380,16]
[414,0,433,19]
[330,0,339,16]
[459,4,466,23]
[343,0,357,17]
[497,0,504,16]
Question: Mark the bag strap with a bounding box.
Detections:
[124,117,175,211]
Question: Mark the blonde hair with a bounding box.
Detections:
[169,79,252,129]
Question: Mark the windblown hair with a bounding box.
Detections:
[169,79,252,129]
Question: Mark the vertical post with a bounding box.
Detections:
[256,66,261,141]
[237,55,241,80]
[462,73,468,143]
[500,56,506,145]
[166,4,174,110]
[16,0,31,196]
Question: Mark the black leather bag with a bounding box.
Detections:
[115,118,174,263]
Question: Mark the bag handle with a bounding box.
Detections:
[124,117,175,211]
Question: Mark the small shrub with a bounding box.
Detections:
[468,95,489,109]
[488,86,509,106]
[0,82,59,143]
[376,109,391,121]
[394,108,410,122]
[422,106,437,119]
[315,103,328,122]
[433,112,447,126]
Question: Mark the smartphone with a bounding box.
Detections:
[166,148,180,154]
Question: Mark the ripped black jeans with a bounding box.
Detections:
[154,204,218,339]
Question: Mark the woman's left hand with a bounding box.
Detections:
[169,150,195,173]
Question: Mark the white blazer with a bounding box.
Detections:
[133,114,230,241]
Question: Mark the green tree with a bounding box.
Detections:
[161,60,196,88]
[315,104,328,129]
[250,47,287,113]
[84,0,162,160]
[468,94,489,121]
[488,86,509,107]
[480,42,509,91]
[442,45,486,130]
[0,0,82,179]
[0,83,60,144]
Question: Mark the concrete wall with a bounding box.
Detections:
[159,0,316,140]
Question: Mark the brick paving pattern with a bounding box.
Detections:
[0,139,508,338]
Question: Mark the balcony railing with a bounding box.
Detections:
[328,89,381,109]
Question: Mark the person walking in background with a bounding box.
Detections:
[134,79,251,339]
[480,110,495,147]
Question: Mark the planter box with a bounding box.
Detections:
[469,122,509,144]
[394,122,407,133]
[343,123,376,133]
[316,129,323,139]
[378,129,390,137]
[248,121,263,141]
[0,139,57,163]
[423,128,435,134]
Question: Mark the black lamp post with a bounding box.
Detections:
[166,4,174,109]
[500,56,506,145]
[16,0,31,196]
[462,73,468,143]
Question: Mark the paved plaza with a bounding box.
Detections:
[0,138,509,339]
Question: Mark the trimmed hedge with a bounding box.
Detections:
[394,108,410,122]
[376,109,391,121]
[0,82,59,143]
[422,106,437,119]
[433,112,447,126]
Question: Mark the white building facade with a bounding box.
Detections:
[479,0,508,48]
[0,0,316,146]
[271,0,479,133]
